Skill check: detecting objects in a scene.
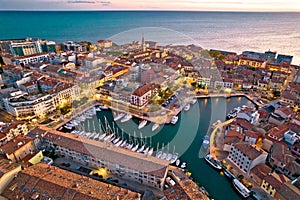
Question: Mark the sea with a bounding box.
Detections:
[0,11,300,64]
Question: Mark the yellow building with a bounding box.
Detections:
[0,159,21,194]
[261,173,290,197]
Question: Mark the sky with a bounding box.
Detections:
[1,0,300,11]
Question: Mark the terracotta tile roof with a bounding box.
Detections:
[1,163,140,200]
[132,83,159,97]
[277,183,300,200]
[0,159,20,176]
[224,136,242,145]
[245,130,262,139]
[32,127,169,178]
[264,174,283,190]
[275,106,294,117]
[179,180,210,200]
[226,131,244,140]
[271,142,296,165]
[258,109,270,119]
[267,125,289,139]
[250,164,272,180]
[233,142,263,160]
[0,135,33,155]
[235,118,253,130]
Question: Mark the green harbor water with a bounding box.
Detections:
[78,96,254,200]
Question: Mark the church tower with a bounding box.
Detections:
[142,34,146,52]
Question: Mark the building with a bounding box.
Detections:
[9,40,42,56]
[97,40,113,48]
[0,159,22,194]
[0,135,36,162]
[245,130,262,145]
[0,163,141,200]
[261,174,287,197]
[14,53,49,66]
[60,41,87,52]
[274,106,295,120]
[0,121,29,145]
[131,84,159,107]
[32,127,169,191]
[267,126,289,142]
[250,164,272,186]
[275,182,300,200]
[236,109,260,125]
[228,142,267,174]
[284,131,298,145]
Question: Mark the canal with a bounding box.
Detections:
[79,96,254,200]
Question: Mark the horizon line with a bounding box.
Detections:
[1,9,300,13]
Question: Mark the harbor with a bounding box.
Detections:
[58,96,254,200]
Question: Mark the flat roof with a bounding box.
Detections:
[32,127,169,178]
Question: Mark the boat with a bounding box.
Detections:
[204,154,222,170]
[113,137,120,144]
[202,135,210,149]
[180,162,187,168]
[156,150,162,158]
[175,159,180,166]
[137,144,145,153]
[170,153,179,164]
[223,169,235,180]
[138,120,147,129]
[131,144,139,152]
[161,150,168,160]
[148,148,154,156]
[152,123,160,131]
[115,140,123,147]
[114,113,125,121]
[103,134,114,142]
[120,140,127,148]
[232,178,251,198]
[126,143,134,150]
[121,114,132,123]
[184,103,190,111]
[171,116,178,124]
[99,133,106,141]
[99,105,109,110]
[191,99,197,104]
[166,153,173,161]
[143,147,149,154]
[95,107,101,112]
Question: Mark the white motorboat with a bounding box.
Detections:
[138,120,147,129]
[171,116,178,124]
[99,105,109,110]
[126,143,134,150]
[114,113,125,121]
[184,103,190,111]
[113,137,120,144]
[152,123,160,131]
[103,134,114,141]
[202,135,210,149]
[99,133,106,141]
[143,147,149,154]
[95,107,101,112]
[121,114,132,123]
[180,162,187,168]
[204,154,222,170]
[232,179,251,198]
[191,99,197,104]
[120,140,127,148]
[175,159,180,167]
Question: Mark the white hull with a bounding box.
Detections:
[171,116,178,124]
[121,114,132,123]
[152,123,160,131]
[138,120,147,129]
[184,104,190,111]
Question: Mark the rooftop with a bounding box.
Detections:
[0,135,33,155]
[0,159,21,177]
[233,142,264,160]
[31,127,169,178]
[1,163,140,200]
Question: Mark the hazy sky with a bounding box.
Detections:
[1,0,300,11]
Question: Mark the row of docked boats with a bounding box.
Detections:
[226,105,249,119]
[63,108,97,130]
[204,153,251,198]
[155,143,182,166]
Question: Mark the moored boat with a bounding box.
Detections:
[202,135,210,149]
[121,114,132,123]
[170,153,179,164]
[171,116,178,124]
[175,159,180,167]
[232,178,251,198]
[138,120,147,129]
[114,113,125,121]
[191,99,197,104]
[184,103,190,111]
[152,123,160,131]
[204,154,222,170]
[180,162,187,168]
[131,144,139,152]
[99,105,109,110]
[147,148,154,156]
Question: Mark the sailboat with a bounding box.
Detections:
[156,143,163,158]
[138,119,147,129]
[152,123,160,131]
[114,112,125,121]
[121,114,132,123]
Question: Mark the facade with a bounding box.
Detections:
[97,40,113,48]
[261,174,283,197]
[9,41,42,56]
[14,53,49,66]
[32,127,169,191]
[228,142,267,174]
[131,84,159,107]
[0,135,36,162]
[237,110,260,125]
[249,164,272,186]
[0,159,22,194]
[1,163,141,200]
[0,121,29,145]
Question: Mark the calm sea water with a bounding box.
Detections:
[78,97,254,200]
[0,11,300,64]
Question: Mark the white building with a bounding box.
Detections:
[197,77,211,87]
[228,142,268,174]
[237,110,260,125]
[14,53,49,66]
[284,131,298,145]
[131,84,159,107]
